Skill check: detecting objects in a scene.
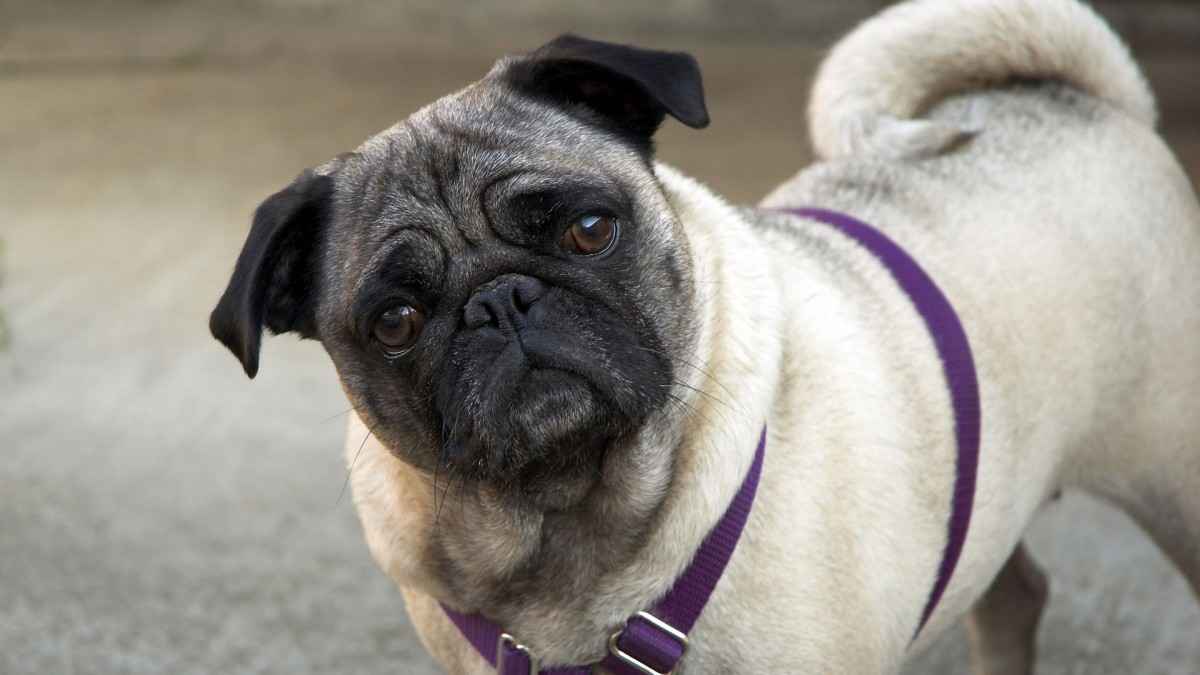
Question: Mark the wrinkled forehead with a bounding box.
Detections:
[335,78,656,230]
[342,81,651,230]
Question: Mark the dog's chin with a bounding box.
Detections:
[442,367,620,506]
[512,448,606,511]
[505,369,612,507]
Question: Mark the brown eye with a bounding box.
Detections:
[560,214,618,256]
[372,304,425,355]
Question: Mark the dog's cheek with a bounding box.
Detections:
[321,338,440,464]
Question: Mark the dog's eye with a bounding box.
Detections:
[560,214,618,256]
[372,304,425,355]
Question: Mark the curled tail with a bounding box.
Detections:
[808,0,1158,159]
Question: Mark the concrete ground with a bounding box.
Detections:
[2,6,1198,675]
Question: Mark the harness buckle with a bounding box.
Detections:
[497,633,537,675]
[606,611,689,675]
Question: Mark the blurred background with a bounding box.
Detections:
[1,1,1197,673]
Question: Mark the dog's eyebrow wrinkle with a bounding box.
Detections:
[429,156,456,222]
[347,223,449,303]
[447,152,461,189]
[477,169,533,243]
[379,223,449,260]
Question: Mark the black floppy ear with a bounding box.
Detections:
[505,34,709,151]
[209,169,334,378]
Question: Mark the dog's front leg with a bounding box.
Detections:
[964,543,1049,675]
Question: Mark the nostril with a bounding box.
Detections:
[513,277,547,312]
[463,293,494,328]
[463,274,547,329]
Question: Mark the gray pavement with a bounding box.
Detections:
[2,8,1198,675]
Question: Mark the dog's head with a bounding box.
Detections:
[210,35,708,507]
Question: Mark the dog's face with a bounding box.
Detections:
[210,36,710,506]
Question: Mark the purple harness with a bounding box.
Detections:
[440,208,981,674]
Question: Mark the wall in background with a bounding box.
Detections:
[4,0,1198,47]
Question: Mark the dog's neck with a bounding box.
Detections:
[348,163,784,665]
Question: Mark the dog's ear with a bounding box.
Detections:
[209,169,334,378]
[506,34,709,150]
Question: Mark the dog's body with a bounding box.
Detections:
[355,85,1200,672]
[209,0,1200,672]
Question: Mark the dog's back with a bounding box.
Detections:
[763,0,1200,652]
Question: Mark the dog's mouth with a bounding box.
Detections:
[433,301,669,491]
[437,336,625,483]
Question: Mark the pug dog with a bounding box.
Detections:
[209,0,1200,672]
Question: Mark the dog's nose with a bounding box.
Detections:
[463,274,548,329]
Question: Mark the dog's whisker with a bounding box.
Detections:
[318,407,355,424]
[666,378,740,420]
[633,344,740,404]
[433,447,447,524]
[317,400,370,425]
[337,422,375,507]
[663,391,719,431]
[660,381,737,430]
[454,469,471,521]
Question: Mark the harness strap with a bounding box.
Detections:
[781,207,981,637]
